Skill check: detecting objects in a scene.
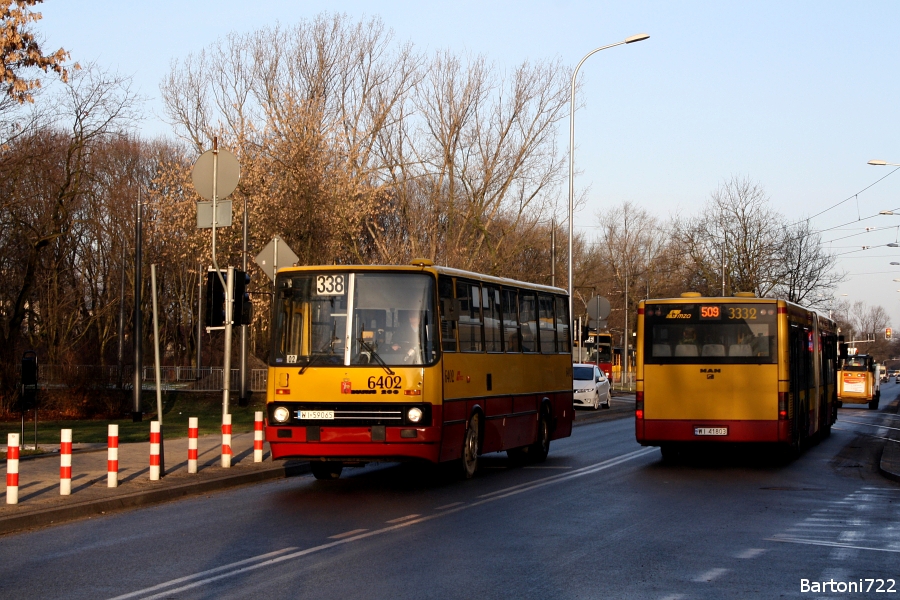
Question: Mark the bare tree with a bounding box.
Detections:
[774,218,844,308]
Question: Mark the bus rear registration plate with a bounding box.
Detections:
[694,427,727,436]
[300,411,334,420]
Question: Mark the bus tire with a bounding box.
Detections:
[311,462,343,480]
[529,408,551,463]
[460,412,481,479]
[660,444,678,463]
[869,395,880,410]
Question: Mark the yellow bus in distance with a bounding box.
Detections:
[635,293,838,459]
[265,260,574,479]
[837,353,880,410]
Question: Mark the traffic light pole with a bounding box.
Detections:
[239,195,249,407]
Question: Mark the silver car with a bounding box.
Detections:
[572,363,611,410]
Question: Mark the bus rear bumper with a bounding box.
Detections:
[266,425,442,463]
[637,419,783,444]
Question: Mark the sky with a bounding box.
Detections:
[35,1,900,327]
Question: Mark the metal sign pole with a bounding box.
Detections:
[240,195,249,407]
[223,266,234,417]
[151,264,165,474]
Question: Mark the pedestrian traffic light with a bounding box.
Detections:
[887,327,893,340]
[233,270,253,326]
[206,271,227,327]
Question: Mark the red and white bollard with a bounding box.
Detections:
[221,414,232,468]
[60,429,72,496]
[149,421,161,480]
[107,424,119,488]
[188,417,199,474]
[6,433,19,504]
[254,411,264,463]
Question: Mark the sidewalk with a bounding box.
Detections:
[0,430,308,535]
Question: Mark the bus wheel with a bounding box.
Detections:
[869,392,880,410]
[461,413,481,479]
[660,445,678,463]
[311,462,343,480]
[529,409,551,463]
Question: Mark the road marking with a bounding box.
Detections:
[767,536,900,553]
[435,502,463,510]
[106,547,300,600]
[693,568,728,582]
[735,548,766,559]
[109,446,656,600]
[524,466,573,469]
[837,419,900,432]
[831,427,899,443]
[386,514,420,524]
[328,529,368,539]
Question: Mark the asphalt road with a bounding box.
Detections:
[1,391,898,599]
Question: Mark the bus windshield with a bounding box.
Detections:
[643,303,778,364]
[272,272,437,367]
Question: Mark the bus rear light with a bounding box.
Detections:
[404,389,421,396]
[276,388,291,395]
[272,406,291,423]
[636,391,644,419]
[635,409,644,420]
[778,392,787,420]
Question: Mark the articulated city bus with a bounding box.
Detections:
[837,353,880,410]
[635,292,838,459]
[265,260,574,479]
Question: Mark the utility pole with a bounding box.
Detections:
[132,192,143,422]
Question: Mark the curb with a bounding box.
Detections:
[877,396,900,484]
[0,461,309,536]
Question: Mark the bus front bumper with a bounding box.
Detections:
[637,419,788,444]
[265,424,442,463]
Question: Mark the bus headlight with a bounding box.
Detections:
[273,406,291,423]
[407,407,423,423]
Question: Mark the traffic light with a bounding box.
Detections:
[233,270,253,326]
[206,271,227,326]
[887,327,893,340]
[206,269,253,327]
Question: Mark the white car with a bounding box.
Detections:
[573,363,611,410]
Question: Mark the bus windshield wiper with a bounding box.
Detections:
[357,335,394,376]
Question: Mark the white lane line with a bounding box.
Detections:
[660,595,685,600]
[735,548,766,559]
[477,448,655,500]
[328,529,368,540]
[386,514,420,524]
[112,447,656,600]
[524,466,573,469]
[693,568,728,582]
[832,427,900,443]
[435,502,463,510]
[105,547,300,600]
[767,536,900,553]
[838,419,900,432]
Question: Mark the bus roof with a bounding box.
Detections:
[276,263,567,296]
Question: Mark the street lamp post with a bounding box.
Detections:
[568,33,649,335]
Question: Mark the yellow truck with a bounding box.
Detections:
[837,353,880,410]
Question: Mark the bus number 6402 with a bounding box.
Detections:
[368,375,401,389]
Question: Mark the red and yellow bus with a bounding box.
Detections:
[265,260,574,479]
[587,332,613,379]
[635,293,838,459]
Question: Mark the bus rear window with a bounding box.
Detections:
[643,303,777,364]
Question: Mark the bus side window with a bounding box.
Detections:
[439,276,457,352]
[538,294,556,353]
[554,296,570,353]
[519,293,537,353]
[457,280,484,352]
[483,285,502,352]
[502,288,521,352]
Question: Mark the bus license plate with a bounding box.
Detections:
[300,410,334,420]
[694,427,727,436]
